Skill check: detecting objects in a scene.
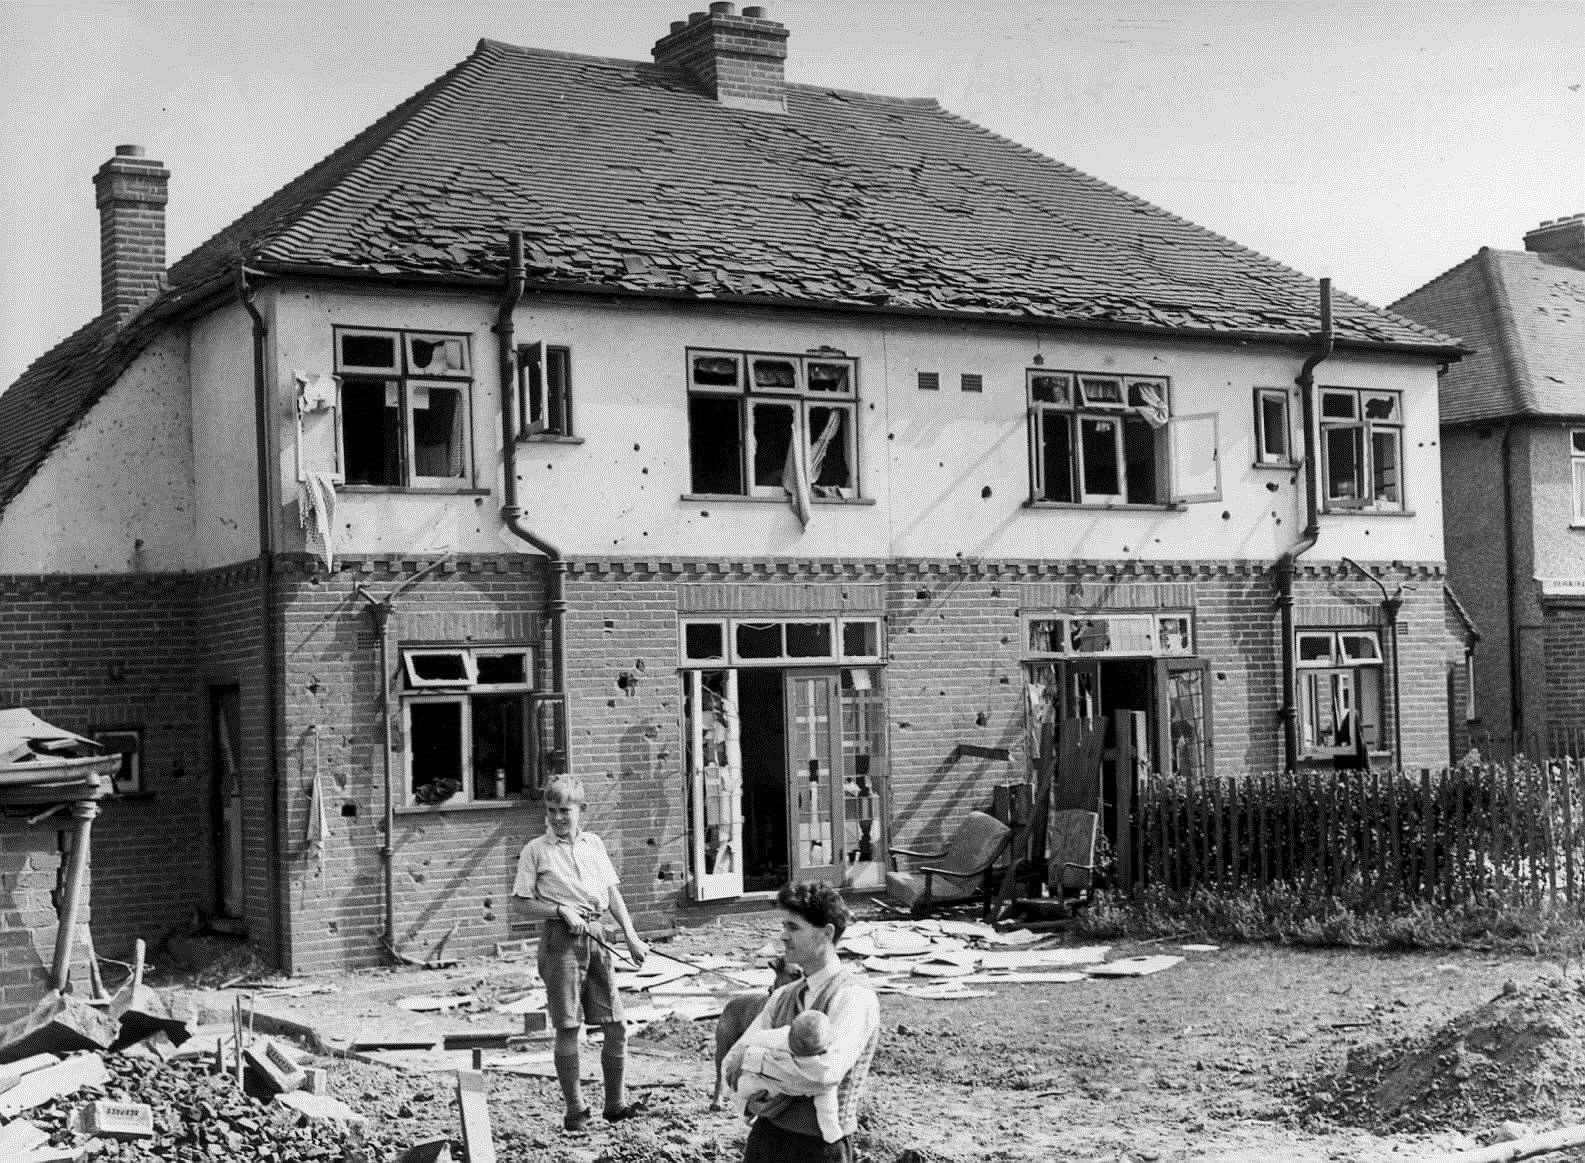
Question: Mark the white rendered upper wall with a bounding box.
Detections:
[0,329,195,573]
[268,287,1445,565]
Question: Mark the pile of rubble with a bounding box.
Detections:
[0,988,436,1161]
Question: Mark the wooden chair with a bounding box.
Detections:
[885,810,1013,919]
[1048,809,1099,910]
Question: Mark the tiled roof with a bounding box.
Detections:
[169,39,1458,351]
[4,34,1465,519]
[1392,248,1585,425]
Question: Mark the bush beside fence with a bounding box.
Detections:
[1133,759,1585,912]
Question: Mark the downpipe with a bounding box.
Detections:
[1342,556,1407,770]
[1276,278,1333,773]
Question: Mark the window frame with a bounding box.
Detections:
[1571,428,1585,526]
[516,342,574,439]
[1317,386,1404,513]
[399,645,535,806]
[333,326,475,491]
[1020,611,1195,660]
[679,616,884,667]
[685,348,861,501]
[1253,387,1294,466]
[1295,629,1385,758]
[1026,368,1187,506]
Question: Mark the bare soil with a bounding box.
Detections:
[78,912,1585,1160]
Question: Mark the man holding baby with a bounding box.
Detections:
[722,882,881,1162]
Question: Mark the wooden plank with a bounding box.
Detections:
[1387,768,1402,903]
[1562,757,1577,906]
[1421,768,1436,906]
[1544,763,1559,905]
[456,1068,496,1163]
[1211,776,1226,887]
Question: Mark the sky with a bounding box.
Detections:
[1,0,1581,391]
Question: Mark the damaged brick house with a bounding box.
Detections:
[1392,215,1585,754]
[0,4,1471,988]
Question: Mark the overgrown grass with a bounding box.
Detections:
[1071,885,1585,966]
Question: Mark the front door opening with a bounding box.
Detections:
[208,686,246,931]
[684,665,887,900]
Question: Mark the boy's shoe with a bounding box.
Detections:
[603,1100,648,1123]
[564,1107,593,1132]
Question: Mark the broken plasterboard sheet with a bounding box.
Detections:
[959,971,1088,985]
[493,991,549,1015]
[889,984,994,1001]
[980,928,1043,947]
[977,946,1110,971]
[1085,955,1184,978]
[933,919,998,940]
[910,961,975,979]
[1180,944,1220,953]
[613,952,702,992]
[866,928,935,957]
[0,1053,110,1118]
[396,995,471,1013]
[860,956,927,975]
[717,966,778,989]
[679,954,750,972]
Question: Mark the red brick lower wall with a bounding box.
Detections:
[0,572,206,1020]
[0,825,68,1022]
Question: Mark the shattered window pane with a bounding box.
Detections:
[1080,417,1122,498]
[476,653,527,685]
[1364,394,1397,421]
[1079,376,1124,406]
[410,701,465,799]
[1324,426,1363,503]
[471,693,525,799]
[689,396,744,494]
[785,622,833,657]
[408,335,468,375]
[808,361,852,393]
[411,385,468,479]
[340,332,398,371]
[409,652,469,683]
[1027,618,1064,653]
[1320,391,1357,420]
[1122,415,1158,504]
[735,622,782,659]
[342,378,402,486]
[1297,633,1335,664]
[752,402,795,489]
[1039,411,1075,502]
[751,358,798,390]
[808,406,851,490]
[841,620,880,659]
[692,354,741,388]
[1029,372,1072,406]
[684,622,726,660]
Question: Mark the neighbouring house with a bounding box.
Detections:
[1393,214,1585,757]
[0,4,1470,996]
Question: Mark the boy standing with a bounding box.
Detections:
[513,774,649,1132]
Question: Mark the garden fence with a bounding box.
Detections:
[1132,757,1585,910]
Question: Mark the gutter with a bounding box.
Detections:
[493,232,571,757]
[236,265,289,970]
[1275,278,1333,773]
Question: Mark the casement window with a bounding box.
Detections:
[400,646,566,805]
[679,616,883,666]
[1027,370,1219,506]
[1319,387,1403,512]
[516,343,573,438]
[1022,611,1195,660]
[686,349,858,498]
[335,328,473,488]
[1296,630,1384,757]
[1571,429,1585,525]
[1253,388,1293,466]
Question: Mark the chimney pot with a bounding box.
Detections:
[655,4,789,113]
[709,1,735,13]
[1523,213,1585,267]
[670,19,686,32]
[688,10,707,23]
[743,5,767,16]
[114,144,146,158]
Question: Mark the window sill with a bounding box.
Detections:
[681,494,876,507]
[396,798,533,816]
[339,486,491,497]
[1253,461,1300,471]
[1320,507,1415,518]
[1023,500,1188,513]
[518,434,584,445]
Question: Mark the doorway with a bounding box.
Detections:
[208,686,246,931]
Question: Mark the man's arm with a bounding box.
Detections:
[721,984,783,1088]
[740,985,877,1091]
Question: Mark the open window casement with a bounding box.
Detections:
[293,371,344,484]
[685,670,745,901]
[403,649,477,688]
[1168,412,1221,503]
[516,342,572,438]
[406,380,472,487]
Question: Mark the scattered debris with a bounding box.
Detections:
[1085,955,1184,978]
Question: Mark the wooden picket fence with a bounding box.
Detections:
[1132,759,1585,910]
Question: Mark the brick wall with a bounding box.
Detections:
[1544,605,1585,737]
[275,555,549,973]
[0,572,205,1017]
[0,825,68,1023]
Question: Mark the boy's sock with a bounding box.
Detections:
[601,1021,627,1114]
[554,1028,585,1114]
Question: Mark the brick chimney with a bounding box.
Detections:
[1522,213,1585,268]
[652,3,788,113]
[93,144,169,323]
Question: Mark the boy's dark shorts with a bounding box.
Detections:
[539,918,624,1029]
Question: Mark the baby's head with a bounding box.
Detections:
[788,1009,832,1057]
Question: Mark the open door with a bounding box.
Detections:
[684,670,745,901]
[209,687,246,930]
[786,672,841,883]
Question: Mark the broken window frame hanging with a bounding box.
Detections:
[399,645,535,805]
[333,326,474,490]
[1317,386,1404,513]
[1026,369,1189,506]
[685,347,859,500]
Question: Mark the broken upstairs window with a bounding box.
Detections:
[1319,387,1403,512]
[686,348,858,499]
[335,327,473,488]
